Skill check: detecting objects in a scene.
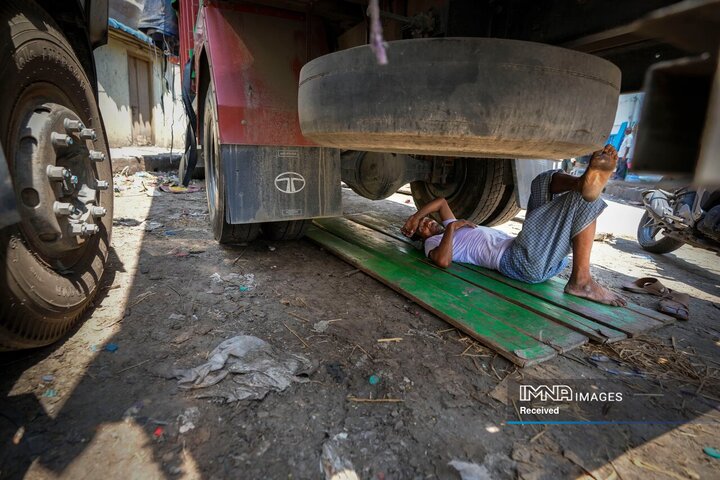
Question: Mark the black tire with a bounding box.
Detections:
[299,38,620,159]
[203,83,260,244]
[484,186,522,226]
[410,158,513,225]
[262,220,311,241]
[0,2,113,350]
[637,212,684,254]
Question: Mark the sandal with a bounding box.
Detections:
[622,277,690,321]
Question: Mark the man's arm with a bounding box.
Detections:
[427,220,474,268]
[415,197,455,222]
[402,198,455,236]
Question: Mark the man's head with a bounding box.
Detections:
[411,216,444,241]
[625,127,633,135]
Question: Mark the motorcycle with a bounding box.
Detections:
[637,186,720,255]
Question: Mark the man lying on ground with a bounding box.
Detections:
[401,145,626,307]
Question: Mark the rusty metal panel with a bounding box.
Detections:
[223,145,341,223]
[203,3,327,146]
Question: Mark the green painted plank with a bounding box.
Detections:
[306,226,556,366]
[348,213,672,337]
[313,218,589,355]
[346,215,626,343]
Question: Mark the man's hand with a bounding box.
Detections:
[449,219,476,231]
[401,214,421,237]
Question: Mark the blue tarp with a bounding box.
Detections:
[139,0,179,38]
[108,17,155,46]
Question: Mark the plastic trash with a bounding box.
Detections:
[320,433,359,480]
[704,447,720,459]
[42,389,57,398]
[178,407,199,434]
[369,374,381,385]
[171,335,315,402]
[42,374,55,383]
[449,460,492,480]
[105,343,119,353]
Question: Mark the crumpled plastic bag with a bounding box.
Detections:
[172,335,315,402]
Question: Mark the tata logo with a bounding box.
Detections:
[519,385,573,402]
[274,172,306,194]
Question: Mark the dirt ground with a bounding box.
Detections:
[1,175,719,480]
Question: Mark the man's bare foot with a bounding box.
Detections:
[564,278,627,306]
[579,144,617,202]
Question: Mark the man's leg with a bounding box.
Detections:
[564,219,627,306]
[498,145,626,305]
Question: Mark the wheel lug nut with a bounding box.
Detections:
[63,118,85,132]
[95,180,109,190]
[80,128,97,141]
[53,201,75,216]
[51,132,73,147]
[91,206,107,217]
[47,165,68,180]
[70,222,99,237]
[89,150,105,162]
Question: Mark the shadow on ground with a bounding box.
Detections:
[1,186,719,479]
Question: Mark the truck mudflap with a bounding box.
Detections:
[513,159,557,209]
[0,143,20,229]
[222,145,341,224]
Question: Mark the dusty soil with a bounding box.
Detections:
[1,178,719,479]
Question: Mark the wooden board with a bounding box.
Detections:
[309,216,675,366]
[348,214,673,336]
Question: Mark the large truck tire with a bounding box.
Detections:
[484,186,522,226]
[203,83,260,244]
[262,220,311,241]
[0,2,113,350]
[299,38,620,159]
[410,159,514,226]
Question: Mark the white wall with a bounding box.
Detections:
[94,32,186,149]
[610,93,644,135]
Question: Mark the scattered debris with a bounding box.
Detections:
[346,396,402,403]
[343,269,360,277]
[586,353,644,377]
[585,336,718,390]
[159,184,201,194]
[42,374,55,383]
[312,319,342,333]
[448,460,492,480]
[320,433,359,480]
[122,402,144,422]
[153,426,165,439]
[104,343,119,353]
[377,337,402,343]
[325,363,346,383]
[171,335,315,402]
[488,377,511,405]
[113,217,141,227]
[594,232,615,243]
[42,389,58,398]
[168,313,185,322]
[209,272,256,295]
[284,322,310,348]
[369,374,381,385]
[630,457,688,480]
[145,221,164,231]
[704,447,720,459]
[178,407,200,434]
[268,245,276,252]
